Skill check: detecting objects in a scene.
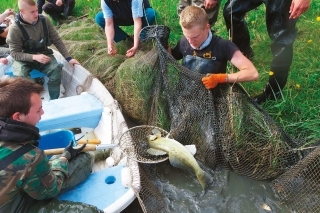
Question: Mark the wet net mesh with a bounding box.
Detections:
[55,20,320,213]
[132,25,320,213]
[271,146,320,212]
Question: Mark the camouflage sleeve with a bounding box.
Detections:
[23,150,69,200]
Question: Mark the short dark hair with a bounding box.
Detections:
[0,78,44,117]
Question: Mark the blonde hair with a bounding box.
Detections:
[179,6,209,30]
[18,0,36,9]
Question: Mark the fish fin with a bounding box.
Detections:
[169,156,192,171]
[147,148,167,156]
[197,170,214,193]
[151,129,162,138]
[149,135,157,141]
[184,145,196,155]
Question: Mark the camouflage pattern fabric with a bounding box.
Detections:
[0,141,68,212]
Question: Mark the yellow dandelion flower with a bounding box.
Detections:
[251,21,255,25]
[295,84,300,89]
[269,71,274,76]
[308,39,312,43]
[317,17,320,21]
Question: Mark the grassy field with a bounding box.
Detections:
[1,0,319,144]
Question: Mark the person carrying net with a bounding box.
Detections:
[170,6,259,89]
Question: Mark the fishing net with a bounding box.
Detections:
[55,20,319,213]
[128,25,320,213]
[119,125,169,163]
[271,146,320,212]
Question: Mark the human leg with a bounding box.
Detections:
[142,7,156,27]
[43,1,65,20]
[37,0,46,14]
[223,0,262,58]
[12,60,35,81]
[178,0,221,26]
[38,55,62,100]
[253,0,297,104]
[177,0,192,18]
[0,47,10,58]
[95,12,105,29]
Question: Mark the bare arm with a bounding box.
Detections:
[227,50,259,83]
[203,0,218,10]
[105,17,117,55]
[126,17,142,58]
[0,9,14,23]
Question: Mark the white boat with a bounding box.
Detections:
[0,50,140,213]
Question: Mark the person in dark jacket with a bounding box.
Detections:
[0,77,103,213]
[95,0,156,58]
[37,0,75,21]
[223,0,311,104]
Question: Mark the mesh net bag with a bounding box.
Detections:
[56,21,319,213]
[271,146,320,212]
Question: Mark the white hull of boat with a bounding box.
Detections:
[0,51,140,213]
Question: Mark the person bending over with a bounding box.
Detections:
[95,0,156,58]
[171,6,259,90]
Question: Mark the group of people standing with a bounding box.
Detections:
[0,0,312,212]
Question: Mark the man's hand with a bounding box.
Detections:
[289,0,311,19]
[56,0,63,7]
[126,46,138,58]
[61,141,86,161]
[4,9,14,17]
[33,54,51,64]
[204,0,218,10]
[202,73,228,89]
[107,45,117,56]
[68,58,80,68]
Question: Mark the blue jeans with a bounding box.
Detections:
[95,8,156,42]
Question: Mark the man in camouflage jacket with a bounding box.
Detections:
[0,78,103,212]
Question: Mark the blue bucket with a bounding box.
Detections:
[38,130,76,150]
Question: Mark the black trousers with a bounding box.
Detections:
[223,0,297,96]
[37,0,75,19]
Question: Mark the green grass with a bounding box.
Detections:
[1,0,320,144]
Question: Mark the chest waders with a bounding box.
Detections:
[223,0,297,103]
[14,15,62,100]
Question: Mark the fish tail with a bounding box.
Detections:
[197,170,213,194]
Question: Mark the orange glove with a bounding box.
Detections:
[202,74,228,89]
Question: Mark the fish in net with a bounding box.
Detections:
[116,25,320,213]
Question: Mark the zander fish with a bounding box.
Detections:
[147,130,213,193]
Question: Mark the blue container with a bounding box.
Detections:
[38,130,76,150]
